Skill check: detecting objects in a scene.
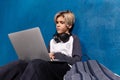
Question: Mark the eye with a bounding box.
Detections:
[56,21,58,24]
[60,21,65,24]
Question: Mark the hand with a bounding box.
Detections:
[49,52,55,61]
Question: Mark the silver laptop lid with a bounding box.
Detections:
[8,27,50,61]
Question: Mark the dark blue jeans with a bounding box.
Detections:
[0,60,27,80]
[20,59,70,80]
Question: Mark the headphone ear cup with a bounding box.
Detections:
[59,33,70,43]
[53,34,61,43]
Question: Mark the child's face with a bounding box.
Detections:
[55,16,69,34]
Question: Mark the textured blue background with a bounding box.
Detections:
[0,0,120,75]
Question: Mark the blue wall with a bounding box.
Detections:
[0,0,120,75]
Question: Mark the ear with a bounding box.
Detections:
[67,25,72,29]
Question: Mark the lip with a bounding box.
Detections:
[56,28,60,31]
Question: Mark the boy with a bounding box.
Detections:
[20,10,82,80]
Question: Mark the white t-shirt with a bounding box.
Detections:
[50,36,74,57]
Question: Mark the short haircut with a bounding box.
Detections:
[54,10,75,27]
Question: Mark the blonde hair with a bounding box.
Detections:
[54,10,75,27]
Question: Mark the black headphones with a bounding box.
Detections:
[53,33,71,43]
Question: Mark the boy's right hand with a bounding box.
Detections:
[49,52,55,61]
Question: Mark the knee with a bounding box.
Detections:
[31,59,46,64]
[28,59,47,68]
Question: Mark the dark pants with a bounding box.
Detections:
[20,59,70,80]
[0,60,27,80]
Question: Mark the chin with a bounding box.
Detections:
[57,31,62,34]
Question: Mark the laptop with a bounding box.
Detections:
[8,27,51,61]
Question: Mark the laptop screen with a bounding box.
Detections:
[8,27,50,61]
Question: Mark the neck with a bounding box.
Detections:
[65,31,70,34]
